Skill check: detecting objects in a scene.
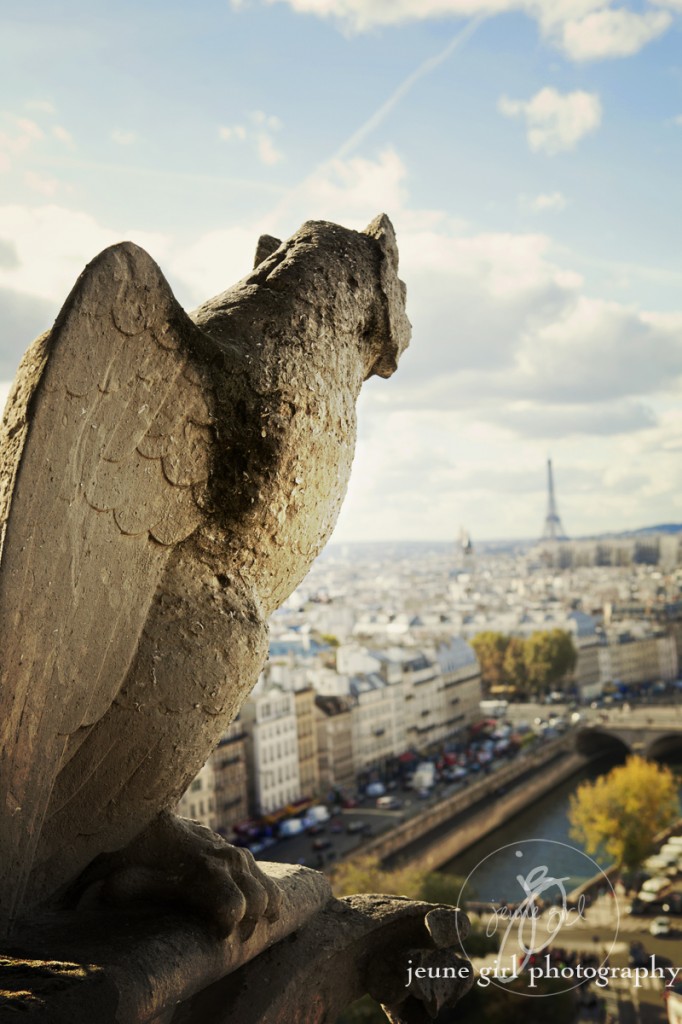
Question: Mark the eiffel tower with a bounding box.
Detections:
[541,458,567,541]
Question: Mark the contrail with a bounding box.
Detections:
[266,14,486,229]
[333,14,486,162]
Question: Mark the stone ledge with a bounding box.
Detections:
[0,863,330,1023]
[0,878,472,1024]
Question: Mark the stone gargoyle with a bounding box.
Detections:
[0,217,475,1024]
[0,214,409,939]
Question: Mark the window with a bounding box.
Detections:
[190,779,202,792]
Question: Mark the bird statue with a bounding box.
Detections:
[0,214,410,938]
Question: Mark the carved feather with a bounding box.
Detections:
[0,243,218,927]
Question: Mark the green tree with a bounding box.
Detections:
[523,629,576,697]
[569,755,679,871]
[331,855,412,898]
[418,870,464,906]
[471,632,509,694]
[502,636,527,696]
[330,855,467,905]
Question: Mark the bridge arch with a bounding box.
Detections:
[574,728,630,758]
[645,733,682,761]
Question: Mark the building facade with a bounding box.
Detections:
[242,684,302,816]
[211,716,249,836]
[294,686,320,799]
[315,695,355,793]
[177,758,217,831]
[433,637,482,740]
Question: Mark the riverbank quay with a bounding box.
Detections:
[566,817,682,905]
[352,736,591,872]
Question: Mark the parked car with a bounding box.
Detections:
[640,876,671,897]
[312,837,332,851]
[651,917,671,937]
[376,796,402,810]
[346,820,365,834]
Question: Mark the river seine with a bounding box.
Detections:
[442,754,629,901]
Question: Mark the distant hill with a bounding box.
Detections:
[586,524,682,539]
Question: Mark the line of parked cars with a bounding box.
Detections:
[629,835,682,924]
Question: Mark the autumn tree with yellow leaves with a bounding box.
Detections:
[569,755,679,871]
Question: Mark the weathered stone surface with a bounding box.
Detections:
[0,889,471,1023]
[172,895,473,1024]
[0,215,410,937]
[0,863,332,1022]
[0,216,479,1024]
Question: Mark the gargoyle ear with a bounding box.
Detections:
[363,213,399,271]
[254,234,282,268]
[362,213,411,379]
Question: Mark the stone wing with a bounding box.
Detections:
[0,242,216,929]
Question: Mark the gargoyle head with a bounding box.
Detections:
[361,213,411,379]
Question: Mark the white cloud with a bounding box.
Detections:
[262,0,672,60]
[172,148,410,303]
[0,204,171,304]
[52,124,73,144]
[262,0,567,32]
[0,117,45,174]
[170,226,265,304]
[499,87,602,154]
[25,100,56,114]
[23,171,59,197]
[0,117,44,163]
[111,129,136,146]
[649,0,682,11]
[291,148,409,224]
[557,8,671,61]
[218,111,283,164]
[218,124,247,141]
[3,148,682,540]
[251,110,282,130]
[13,119,43,143]
[257,134,283,165]
[525,191,567,212]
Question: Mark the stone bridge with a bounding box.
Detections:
[575,705,682,759]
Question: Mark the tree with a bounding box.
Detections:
[502,636,527,696]
[471,632,509,693]
[569,755,679,871]
[523,629,576,697]
[330,855,466,905]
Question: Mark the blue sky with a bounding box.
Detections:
[2,0,682,540]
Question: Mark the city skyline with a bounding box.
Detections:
[2,2,682,540]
